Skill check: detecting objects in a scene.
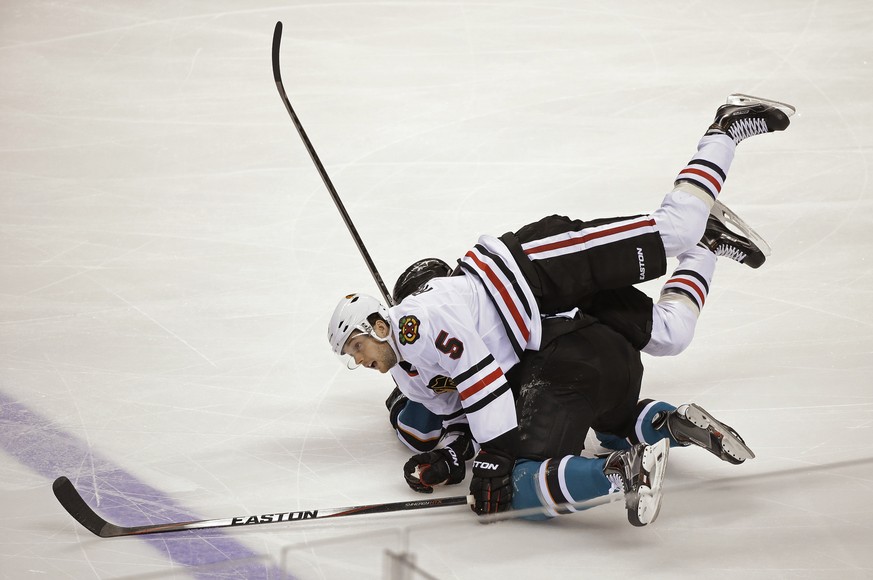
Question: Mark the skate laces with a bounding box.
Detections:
[606,473,625,494]
[727,117,769,144]
[714,243,748,263]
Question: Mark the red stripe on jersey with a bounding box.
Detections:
[464,250,530,342]
[524,218,657,256]
[678,167,722,193]
[668,276,706,306]
[459,367,504,401]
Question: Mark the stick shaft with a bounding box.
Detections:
[271,21,394,305]
[53,476,471,537]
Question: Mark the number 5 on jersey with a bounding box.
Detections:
[435,331,464,359]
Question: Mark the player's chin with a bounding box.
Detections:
[379,350,397,373]
[366,360,387,373]
[378,352,397,373]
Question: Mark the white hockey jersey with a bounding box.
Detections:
[388,235,541,445]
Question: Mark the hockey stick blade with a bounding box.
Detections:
[271,21,394,306]
[53,476,472,538]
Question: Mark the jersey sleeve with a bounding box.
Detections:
[389,363,462,417]
[393,302,518,446]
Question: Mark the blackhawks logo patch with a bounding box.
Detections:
[398,315,421,345]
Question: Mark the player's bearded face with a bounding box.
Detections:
[343,325,397,373]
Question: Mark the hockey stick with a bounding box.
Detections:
[52,476,472,537]
[271,21,394,306]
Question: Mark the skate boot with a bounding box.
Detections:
[699,200,768,268]
[706,94,795,145]
[603,439,670,527]
[655,403,755,465]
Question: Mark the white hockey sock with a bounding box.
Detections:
[651,134,736,257]
[660,245,715,314]
[674,134,735,201]
[651,187,711,257]
[643,246,716,357]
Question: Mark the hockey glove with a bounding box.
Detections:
[404,448,465,493]
[385,386,408,430]
[403,428,474,493]
[469,449,514,515]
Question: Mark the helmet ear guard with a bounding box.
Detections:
[327,293,390,366]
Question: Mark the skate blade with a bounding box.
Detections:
[687,404,756,461]
[634,439,670,526]
[726,93,796,118]
[711,199,772,257]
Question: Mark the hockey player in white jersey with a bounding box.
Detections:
[328,95,793,524]
[385,258,755,524]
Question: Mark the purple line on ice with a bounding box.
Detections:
[0,390,289,579]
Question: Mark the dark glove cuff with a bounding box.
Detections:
[472,448,515,477]
[443,424,475,461]
[386,387,408,430]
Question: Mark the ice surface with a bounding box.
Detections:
[2,1,872,578]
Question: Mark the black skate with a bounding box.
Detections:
[603,439,669,527]
[656,403,755,465]
[706,94,795,145]
[699,200,769,268]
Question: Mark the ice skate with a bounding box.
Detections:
[656,403,755,465]
[699,200,769,268]
[706,94,795,145]
[603,439,669,527]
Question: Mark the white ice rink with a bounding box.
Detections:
[2,1,872,578]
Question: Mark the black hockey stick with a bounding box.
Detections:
[52,476,472,537]
[272,21,394,306]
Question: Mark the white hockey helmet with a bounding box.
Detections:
[328,293,390,365]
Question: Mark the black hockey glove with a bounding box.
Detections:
[385,386,408,430]
[469,449,514,516]
[403,427,474,493]
[404,448,465,493]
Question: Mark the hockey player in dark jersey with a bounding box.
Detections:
[385,258,753,525]
[328,95,793,525]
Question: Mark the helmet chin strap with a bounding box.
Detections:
[363,320,390,344]
[370,329,389,343]
[345,323,399,370]
[342,324,390,370]
[371,325,404,365]
[385,330,403,364]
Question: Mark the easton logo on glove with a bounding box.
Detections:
[444,446,460,468]
[472,460,500,471]
[470,450,514,516]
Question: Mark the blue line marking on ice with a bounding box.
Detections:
[0,390,291,579]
